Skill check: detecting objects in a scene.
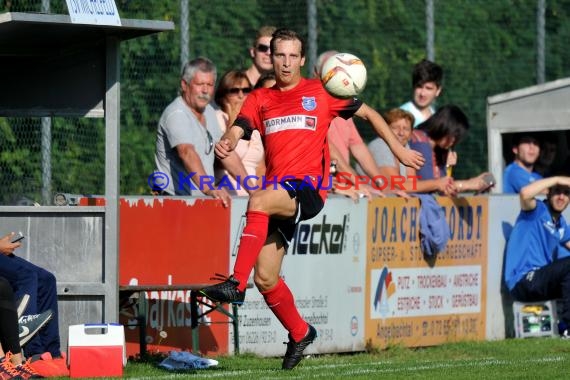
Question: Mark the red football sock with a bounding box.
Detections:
[232,210,269,291]
[261,278,308,342]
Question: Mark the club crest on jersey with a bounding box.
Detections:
[302,96,317,111]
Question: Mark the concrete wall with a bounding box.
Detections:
[0,206,106,353]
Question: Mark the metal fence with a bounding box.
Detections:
[1,0,569,204]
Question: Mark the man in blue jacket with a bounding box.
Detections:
[504,176,570,336]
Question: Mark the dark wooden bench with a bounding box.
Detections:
[119,283,246,357]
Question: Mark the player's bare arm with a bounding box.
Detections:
[215,125,245,159]
[354,103,425,170]
[519,176,570,211]
[220,150,257,195]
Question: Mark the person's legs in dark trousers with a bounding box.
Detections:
[0,276,21,357]
[0,254,61,357]
[511,257,570,325]
[32,264,60,357]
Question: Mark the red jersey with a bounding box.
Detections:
[235,78,362,200]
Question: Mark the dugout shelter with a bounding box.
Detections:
[0,11,173,348]
[487,77,570,192]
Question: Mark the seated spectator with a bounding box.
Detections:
[503,176,570,337]
[503,134,542,193]
[0,276,50,379]
[400,59,443,127]
[365,108,454,194]
[214,69,265,195]
[409,105,493,194]
[0,232,69,377]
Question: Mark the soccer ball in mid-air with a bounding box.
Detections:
[320,52,367,98]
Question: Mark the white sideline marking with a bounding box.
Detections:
[128,355,565,379]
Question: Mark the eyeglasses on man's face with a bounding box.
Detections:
[256,43,271,53]
[227,87,252,96]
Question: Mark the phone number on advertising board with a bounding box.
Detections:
[421,317,479,336]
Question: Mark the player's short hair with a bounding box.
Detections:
[270,28,306,58]
[412,59,443,88]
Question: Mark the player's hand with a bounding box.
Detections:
[397,147,425,170]
[215,138,234,159]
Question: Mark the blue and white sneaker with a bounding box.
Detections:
[19,309,53,346]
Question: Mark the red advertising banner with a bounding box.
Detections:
[119,197,231,356]
[365,196,488,348]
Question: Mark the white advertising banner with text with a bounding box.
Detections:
[229,196,367,356]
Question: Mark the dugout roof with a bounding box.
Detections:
[0,11,174,117]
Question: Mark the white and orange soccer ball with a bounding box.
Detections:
[320,52,367,98]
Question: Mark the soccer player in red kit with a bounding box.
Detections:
[200,29,424,369]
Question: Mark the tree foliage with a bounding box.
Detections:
[1,1,569,202]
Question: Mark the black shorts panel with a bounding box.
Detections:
[268,179,324,247]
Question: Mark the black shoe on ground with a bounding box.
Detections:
[282,324,317,370]
[199,274,246,304]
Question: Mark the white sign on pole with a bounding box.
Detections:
[65,0,121,26]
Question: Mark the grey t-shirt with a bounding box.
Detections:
[366,138,407,176]
[155,96,223,195]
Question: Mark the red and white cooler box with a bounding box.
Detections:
[68,323,126,378]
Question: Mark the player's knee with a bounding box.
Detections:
[247,191,268,212]
[254,272,278,292]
